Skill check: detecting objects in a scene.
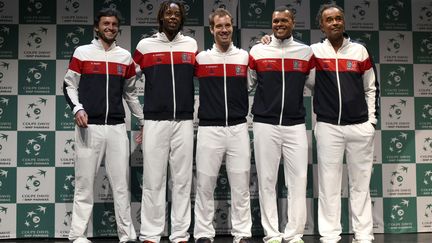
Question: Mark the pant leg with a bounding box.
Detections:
[104,124,137,242]
[225,123,252,243]
[139,121,171,243]
[193,126,225,241]
[168,120,194,243]
[253,122,283,243]
[315,122,345,243]
[345,122,375,242]
[69,125,106,241]
[281,124,308,242]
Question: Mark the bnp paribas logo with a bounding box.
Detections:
[422,136,432,153]
[390,165,408,187]
[24,205,48,228]
[0,61,9,84]
[214,201,230,227]
[390,199,410,221]
[388,132,408,154]
[384,0,405,22]
[421,169,432,187]
[386,66,406,88]
[64,0,81,13]
[423,203,432,218]
[24,97,47,120]
[388,99,406,120]
[26,27,48,49]
[24,133,47,157]
[386,33,404,54]
[61,174,74,192]
[352,0,371,21]
[247,0,268,20]
[25,169,47,192]
[420,103,432,121]
[62,138,75,155]
[0,26,10,48]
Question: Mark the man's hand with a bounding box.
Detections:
[261,34,272,44]
[135,126,144,144]
[75,110,88,128]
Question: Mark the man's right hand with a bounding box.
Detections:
[261,34,272,44]
[75,110,88,128]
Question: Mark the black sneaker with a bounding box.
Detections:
[196,238,211,243]
[239,237,252,243]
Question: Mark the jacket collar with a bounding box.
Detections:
[270,34,293,47]
[156,31,183,42]
[211,42,237,55]
[92,38,117,51]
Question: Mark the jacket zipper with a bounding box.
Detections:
[170,44,176,120]
[279,45,285,125]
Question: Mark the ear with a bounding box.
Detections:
[210,27,214,35]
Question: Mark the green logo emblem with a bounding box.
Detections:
[19,61,55,95]
[379,0,411,30]
[380,64,413,96]
[240,0,273,28]
[57,25,92,59]
[25,169,47,192]
[55,167,75,202]
[93,203,118,237]
[382,130,415,163]
[417,164,432,196]
[413,32,432,64]
[0,168,16,203]
[384,198,417,233]
[214,165,230,200]
[415,97,432,129]
[18,131,54,166]
[56,96,75,130]
[0,25,18,59]
[17,203,54,237]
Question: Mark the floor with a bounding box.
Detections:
[0,233,431,243]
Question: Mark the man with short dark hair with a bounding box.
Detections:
[248,6,315,243]
[312,3,379,243]
[193,8,252,243]
[64,8,142,243]
[133,1,197,243]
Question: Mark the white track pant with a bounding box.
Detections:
[315,122,375,243]
[139,120,193,243]
[253,123,308,243]
[68,124,136,243]
[194,123,252,243]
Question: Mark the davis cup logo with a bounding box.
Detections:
[101,210,116,228]
[0,206,7,225]
[138,0,155,16]
[24,205,47,228]
[390,199,410,221]
[101,175,112,191]
[0,133,7,154]
[384,0,404,21]
[62,174,74,192]
[25,133,47,156]
[421,103,432,120]
[424,203,432,218]
[423,137,432,152]
[0,0,4,13]
[0,169,7,190]
[0,26,10,48]
[352,0,370,21]
[421,69,432,87]
[388,132,408,154]
[0,97,9,119]
[214,202,229,225]
[386,66,405,87]
[390,165,408,187]
[102,0,121,10]
[422,169,432,187]
[26,27,48,49]
[64,27,86,49]
[419,2,432,22]
[26,62,47,85]
[25,97,47,120]
[247,0,267,19]
[63,138,75,155]
[64,0,81,13]
[25,169,46,192]
[388,99,406,120]
[63,211,72,226]
[0,61,9,83]
[419,34,432,56]
[386,33,404,54]
[26,0,44,14]
[212,0,228,10]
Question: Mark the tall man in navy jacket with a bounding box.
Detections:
[133,1,197,243]
[193,8,252,243]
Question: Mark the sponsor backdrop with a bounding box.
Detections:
[0,0,431,239]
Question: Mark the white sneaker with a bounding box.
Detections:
[352,240,372,243]
[72,237,92,243]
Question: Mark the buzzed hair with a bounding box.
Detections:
[273,5,295,21]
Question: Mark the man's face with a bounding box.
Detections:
[320,7,345,40]
[272,10,294,40]
[211,15,233,48]
[161,3,181,33]
[95,16,119,45]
